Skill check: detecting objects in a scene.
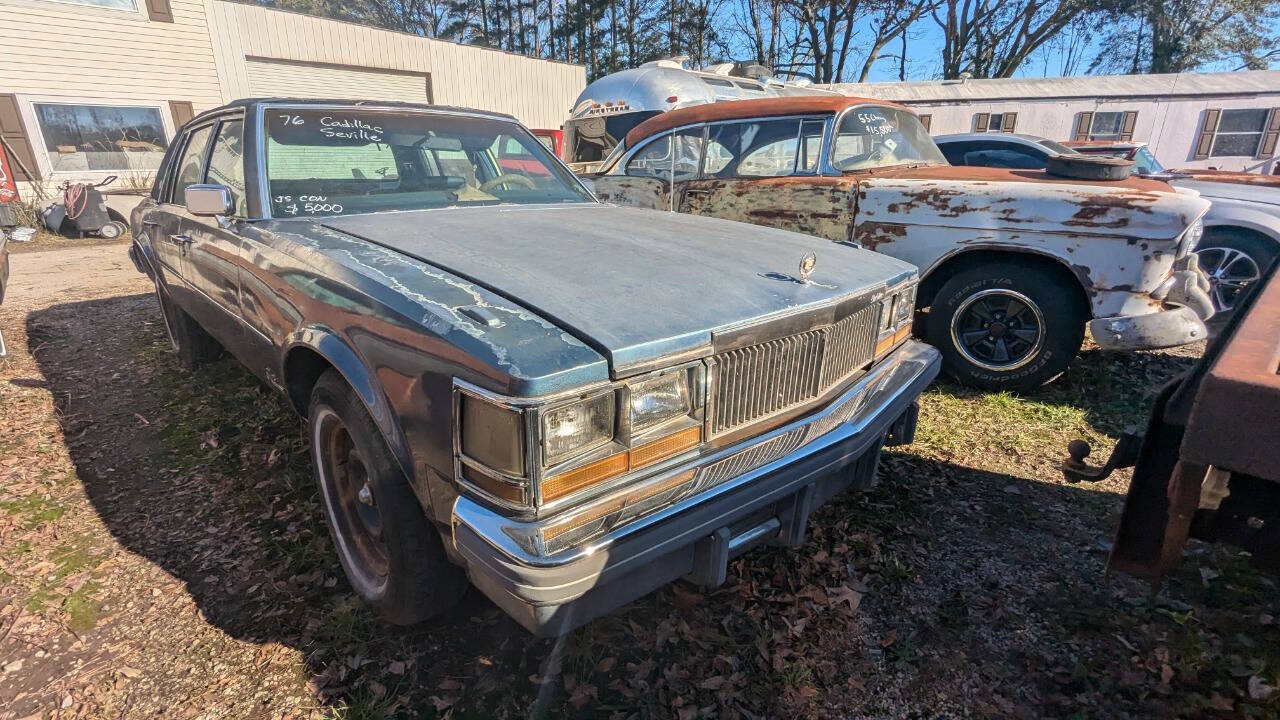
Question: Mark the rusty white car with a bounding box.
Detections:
[586,96,1215,390]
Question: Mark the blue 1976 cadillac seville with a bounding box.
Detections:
[128,99,941,636]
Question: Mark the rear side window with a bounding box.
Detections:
[626,128,704,181]
[206,119,246,216]
[171,125,213,207]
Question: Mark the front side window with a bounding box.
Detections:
[264,109,592,218]
[625,128,703,181]
[34,103,168,173]
[1131,146,1165,174]
[172,125,212,207]
[206,119,246,216]
[704,118,803,178]
[832,106,946,172]
[1211,109,1269,157]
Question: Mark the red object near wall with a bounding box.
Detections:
[0,140,18,203]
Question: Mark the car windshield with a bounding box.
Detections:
[264,109,593,218]
[1132,146,1165,174]
[831,106,945,171]
[1036,138,1079,155]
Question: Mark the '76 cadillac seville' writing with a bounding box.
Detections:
[127,99,940,635]
[586,96,1215,390]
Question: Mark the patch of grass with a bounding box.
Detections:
[1,493,68,528]
[64,579,103,633]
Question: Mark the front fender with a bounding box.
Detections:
[282,325,415,483]
[1203,202,1280,243]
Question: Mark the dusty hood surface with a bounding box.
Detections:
[322,204,915,376]
[858,165,1210,240]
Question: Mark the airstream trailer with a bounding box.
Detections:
[565,59,837,171]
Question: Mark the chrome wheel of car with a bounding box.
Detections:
[1197,246,1261,312]
[950,289,1046,371]
[313,407,389,597]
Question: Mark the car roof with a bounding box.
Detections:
[934,132,1054,144]
[624,95,908,149]
[188,98,518,128]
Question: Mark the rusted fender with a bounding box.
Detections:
[856,176,1209,241]
[582,175,671,210]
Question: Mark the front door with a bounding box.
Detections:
[678,117,859,243]
[153,123,215,311]
[180,116,252,357]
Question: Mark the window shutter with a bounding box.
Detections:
[1071,112,1093,142]
[918,114,932,132]
[168,100,195,130]
[1193,109,1221,160]
[1002,112,1017,133]
[0,94,40,181]
[974,113,989,133]
[1119,111,1138,141]
[144,0,174,22]
[1257,108,1280,158]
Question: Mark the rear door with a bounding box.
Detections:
[588,127,703,210]
[680,117,857,243]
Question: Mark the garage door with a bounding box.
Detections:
[245,59,430,103]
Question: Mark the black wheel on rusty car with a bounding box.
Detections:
[926,261,1086,391]
[308,369,465,625]
[153,281,221,370]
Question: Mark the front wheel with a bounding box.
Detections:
[925,262,1086,391]
[309,369,465,625]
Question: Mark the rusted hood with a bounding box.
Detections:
[856,165,1209,240]
[320,204,916,378]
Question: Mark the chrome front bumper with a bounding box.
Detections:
[450,341,941,636]
[1091,256,1214,351]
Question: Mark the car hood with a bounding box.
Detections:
[855,165,1210,240]
[1172,176,1280,207]
[321,204,915,377]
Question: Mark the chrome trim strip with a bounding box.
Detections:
[451,340,938,568]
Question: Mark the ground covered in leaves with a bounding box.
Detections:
[0,245,1277,719]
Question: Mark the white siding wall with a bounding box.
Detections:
[0,0,225,188]
[908,96,1278,173]
[205,1,586,129]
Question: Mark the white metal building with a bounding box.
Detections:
[825,71,1280,174]
[0,0,585,202]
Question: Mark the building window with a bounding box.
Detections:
[1211,109,1269,157]
[1071,111,1137,142]
[34,103,169,173]
[51,0,138,10]
[975,112,1016,133]
[918,114,932,132]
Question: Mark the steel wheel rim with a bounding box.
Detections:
[1197,247,1261,312]
[313,408,389,596]
[950,288,1046,372]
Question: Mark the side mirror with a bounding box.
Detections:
[184,184,234,217]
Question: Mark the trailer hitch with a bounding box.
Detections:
[1061,428,1144,483]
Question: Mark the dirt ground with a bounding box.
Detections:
[1,245,1277,720]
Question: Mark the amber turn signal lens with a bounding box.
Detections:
[461,465,526,503]
[541,469,697,544]
[630,426,702,469]
[541,452,629,502]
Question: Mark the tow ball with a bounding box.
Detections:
[1061,428,1144,483]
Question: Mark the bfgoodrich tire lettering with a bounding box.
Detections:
[309,369,465,625]
[926,262,1086,391]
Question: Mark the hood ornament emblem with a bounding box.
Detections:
[798,252,817,284]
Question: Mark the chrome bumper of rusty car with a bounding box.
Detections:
[450,340,940,636]
[1090,255,1214,351]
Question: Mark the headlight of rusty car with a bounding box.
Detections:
[1185,220,1204,252]
[542,391,616,465]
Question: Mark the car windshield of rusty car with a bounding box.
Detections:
[265,109,593,218]
[830,106,945,172]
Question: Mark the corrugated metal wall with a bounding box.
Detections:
[206,1,586,129]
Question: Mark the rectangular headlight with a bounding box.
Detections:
[628,372,690,435]
[894,285,916,327]
[541,391,615,465]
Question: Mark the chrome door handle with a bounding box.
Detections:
[142,220,160,227]
[684,188,711,197]
[173,234,193,245]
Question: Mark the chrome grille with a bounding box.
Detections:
[708,303,879,438]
